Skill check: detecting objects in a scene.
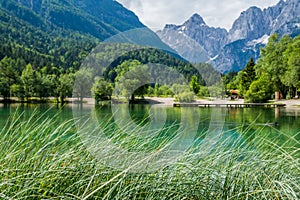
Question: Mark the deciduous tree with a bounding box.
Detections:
[115,60,150,101]
[91,77,113,103]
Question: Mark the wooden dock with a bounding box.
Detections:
[173,103,286,108]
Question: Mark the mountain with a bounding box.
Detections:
[0,0,171,69]
[1,0,144,39]
[228,6,267,42]
[157,14,228,63]
[229,0,300,42]
[157,0,300,73]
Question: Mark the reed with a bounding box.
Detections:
[0,110,299,199]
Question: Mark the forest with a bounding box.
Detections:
[224,34,300,103]
[0,34,299,103]
[0,42,208,103]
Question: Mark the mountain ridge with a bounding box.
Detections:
[157,12,228,63]
[157,0,300,73]
[1,0,145,39]
[0,0,175,69]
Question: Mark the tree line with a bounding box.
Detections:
[5,33,297,104]
[224,34,300,102]
[0,56,75,103]
[0,45,209,103]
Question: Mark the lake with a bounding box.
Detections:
[1,103,300,152]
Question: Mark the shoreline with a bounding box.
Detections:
[146,97,300,108]
[1,97,300,108]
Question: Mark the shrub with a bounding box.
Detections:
[175,91,195,102]
[244,75,273,103]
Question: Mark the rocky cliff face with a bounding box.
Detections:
[228,6,267,42]
[157,14,227,63]
[157,25,210,63]
[268,0,300,35]
[229,0,300,42]
[180,14,228,57]
[157,0,300,73]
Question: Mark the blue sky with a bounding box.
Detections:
[117,0,280,30]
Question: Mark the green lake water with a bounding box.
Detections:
[1,103,299,151]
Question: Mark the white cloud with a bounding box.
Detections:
[117,0,279,30]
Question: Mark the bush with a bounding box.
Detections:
[91,78,113,102]
[244,75,273,103]
[198,86,210,97]
[175,91,195,102]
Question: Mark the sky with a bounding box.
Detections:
[116,0,280,31]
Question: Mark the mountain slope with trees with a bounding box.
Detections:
[0,0,146,69]
[1,0,206,103]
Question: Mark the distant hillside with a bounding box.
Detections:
[0,0,146,69]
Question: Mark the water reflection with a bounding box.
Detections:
[1,104,299,149]
[90,105,300,152]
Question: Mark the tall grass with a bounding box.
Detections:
[0,110,299,199]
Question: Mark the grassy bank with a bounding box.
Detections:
[0,110,299,199]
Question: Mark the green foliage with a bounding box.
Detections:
[222,71,238,86]
[0,49,207,103]
[207,84,225,98]
[152,83,173,97]
[40,74,57,98]
[0,0,208,103]
[91,77,113,103]
[57,73,74,103]
[171,84,189,95]
[0,7,97,70]
[0,110,298,199]
[175,91,195,102]
[0,1,224,104]
[0,56,22,98]
[237,58,256,96]
[21,64,36,98]
[171,84,195,102]
[158,85,173,97]
[73,68,93,102]
[103,46,205,86]
[0,56,77,102]
[225,34,300,102]
[283,35,300,92]
[10,83,24,99]
[222,58,256,97]
[255,34,292,97]
[0,0,212,103]
[222,71,238,96]
[198,86,210,97]
[115,60,150,100]
[194,62,221,86]
[153,83,160,97]
[222,71,238,87]
[190,75,201,95]
[0,0,146,70]
[244,74,273,103]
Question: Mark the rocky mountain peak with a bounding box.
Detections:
[228,6,266,42]
[229,0,300,43]
[157,13,228,61]
[157,0,299,73]
[163,24,179,31]
[184,13,206,26]
[266,0,300,35]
